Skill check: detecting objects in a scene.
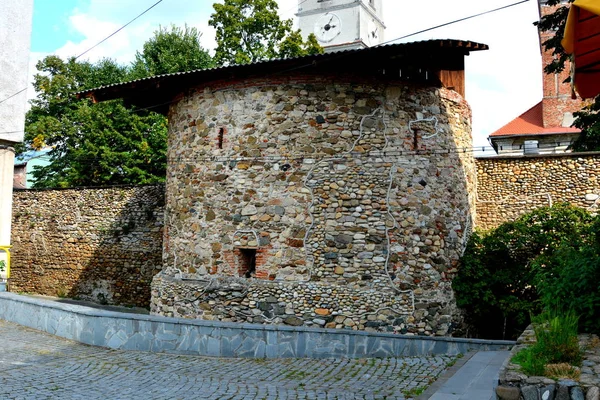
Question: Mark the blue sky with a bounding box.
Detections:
[31,0,86,53]
[28,0,544,152]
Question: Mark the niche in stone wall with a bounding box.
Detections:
[229,230,261,278]
[217,127,227,149]
[235,248,256,278]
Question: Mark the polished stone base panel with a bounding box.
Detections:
[0,293,514,359]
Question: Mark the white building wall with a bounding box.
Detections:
[0,0,34,254]
[297,0,384,49]
[0,0,34,144]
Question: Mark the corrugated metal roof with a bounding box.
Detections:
[79,39,487,96]
[78,39,488,114]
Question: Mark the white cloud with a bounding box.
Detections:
[381,0,543,149]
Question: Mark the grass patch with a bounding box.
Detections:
[512,310,582,377]
[545,363,581,380]
[402,386,426,398]
[284,369,308,379]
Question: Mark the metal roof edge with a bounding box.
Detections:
[77,39,488,98]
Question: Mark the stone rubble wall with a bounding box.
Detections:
[11,185,164,307]
[496,327,600,400]
[0,292,514,359]
[476,153,600,231]
[152,75,477,335]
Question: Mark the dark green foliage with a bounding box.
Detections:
[453,203,594,339]
[130,24,214,79]
[571,100,600,151]
[453,230,540,340]
[209,0,323,66]
[24,56,167,188]
[22,24,214,188]
[534,219,600,334]
[534,0,573,76]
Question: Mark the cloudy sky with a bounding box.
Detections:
[29,0,543,153]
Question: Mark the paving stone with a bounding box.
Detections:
[587,386,600,400]
[0,320,456,400]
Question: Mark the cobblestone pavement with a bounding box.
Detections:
[0,320,455,400]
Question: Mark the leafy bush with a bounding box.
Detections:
[452,230,539,339]
[534,219,600,334]
[453,203,594,339]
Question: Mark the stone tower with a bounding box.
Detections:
[297,0,386,51]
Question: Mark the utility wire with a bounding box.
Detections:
[75,0,163,60]
[376,0,530,46]
[0,89,27,107]
[24,144,564,166]
[0,0,164,107]
[0,0,528,111]
[3,0,533,142]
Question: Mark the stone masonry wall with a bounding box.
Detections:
[152,74,477,336]
[476,153,600,231]
[11,185,164,307]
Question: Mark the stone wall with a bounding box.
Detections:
[152,74,477,336]
[0,292,515,359]
[496,326,600,400]
[476,152,600,230]
[11,185,164,307]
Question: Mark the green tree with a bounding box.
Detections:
[536,0,600,151]
[24,56,167,188]
[130,24,214,79]
[452,203,594,339]
[22,24,216,188]
[209,0,323,66]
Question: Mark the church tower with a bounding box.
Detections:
[297,0,386,52]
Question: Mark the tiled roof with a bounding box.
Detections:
[489,102,580,137]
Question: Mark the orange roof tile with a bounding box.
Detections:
[489,102,581,137]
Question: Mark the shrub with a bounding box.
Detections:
[453,203,594,339]
[534,219,600,334]
[452,230,539,339]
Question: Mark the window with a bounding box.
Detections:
[238,248,256,278]
[217,127,224,149]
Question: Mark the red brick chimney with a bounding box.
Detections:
[538,0,585,128]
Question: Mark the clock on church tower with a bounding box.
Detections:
[297,0,386,52]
